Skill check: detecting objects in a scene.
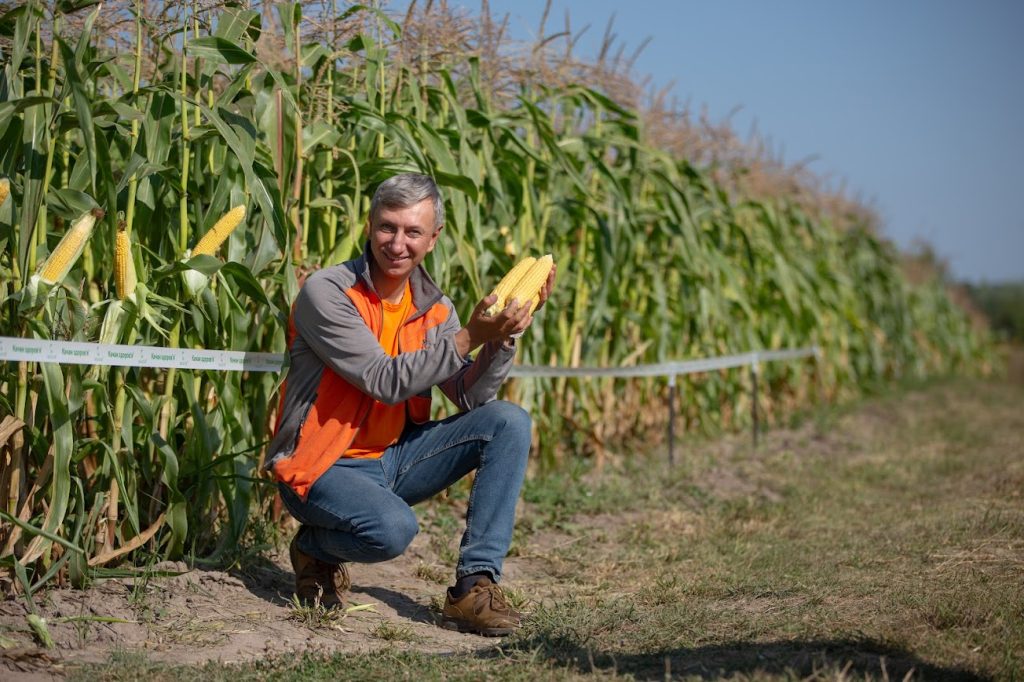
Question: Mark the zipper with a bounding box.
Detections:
[376,293,384,341]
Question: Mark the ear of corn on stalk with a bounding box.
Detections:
[182,268,210,300]
[504,254,554,315]
[484,256,536,315]
[183,205,245,299]
[38,208,104,284]
[98,299,126,345]
[114,224,137,300]
[191,205,245,257]
[0,178,9,206]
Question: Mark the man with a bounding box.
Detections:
[265,173,555,636]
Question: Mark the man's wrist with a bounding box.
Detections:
[454,328,471,357]
[455,327,484,357]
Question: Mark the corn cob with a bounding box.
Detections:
[504,254,554,315]
[38,208,104,284]
[0,178,9,206]
[114,223,137,300]
[484,256,536,315]
[192,205,245,257]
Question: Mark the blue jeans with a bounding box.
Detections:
[278,400,531,582]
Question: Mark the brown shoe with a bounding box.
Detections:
[440,577,522,636]
[289,534,350,608]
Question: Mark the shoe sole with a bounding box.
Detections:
[440,617,515,637]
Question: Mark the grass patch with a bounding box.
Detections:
[369,620,422,643]
[71,648,608,681]
[286,594,376,631]
[413,561,449,585]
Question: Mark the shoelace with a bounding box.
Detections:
[479,583,512,613]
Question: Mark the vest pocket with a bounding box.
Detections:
[408,395,431,424]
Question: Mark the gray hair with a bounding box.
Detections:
[369,173,445,230]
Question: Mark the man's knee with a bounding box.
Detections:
[370,508,419,561]
[484,400,532,443]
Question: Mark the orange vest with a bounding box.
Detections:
[272,277,450,499]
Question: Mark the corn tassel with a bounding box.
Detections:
[0,178,9,206]
[38,208,104,284]
[485,256,536,315]
[191,205,245,257]
[114,224,137,300]
[504,254,554,315]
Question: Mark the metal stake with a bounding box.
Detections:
[667,374,677,467]
[750,362,760,449]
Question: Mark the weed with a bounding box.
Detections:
[428,593,446,615]
[429,536,459,567]
[287,594,347,631]
[421,503,462,566]
[414,562,448,584]
[499,585,533,613]
[369,620,421,643]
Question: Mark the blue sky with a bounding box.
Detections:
[438,0,1024,282]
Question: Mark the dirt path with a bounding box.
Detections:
[0,471,599,676]
[0,519,565,675]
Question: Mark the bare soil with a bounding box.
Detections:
[0,515,574,677]
[1,472,623,678]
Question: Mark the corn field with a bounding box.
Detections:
[0,0,990,592]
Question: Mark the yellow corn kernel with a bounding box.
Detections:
[114,225,137,300]
[192,205,245,257]
[484,256,536,316]
[0,178,9,207]
[39,208,104,284]
[505,254,554,315]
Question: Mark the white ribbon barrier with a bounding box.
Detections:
[1,337,820,462]
[507,347,820,379]
[0,336,819,378]
[0,337,284,373]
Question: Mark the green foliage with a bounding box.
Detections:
[966,281,1024,341]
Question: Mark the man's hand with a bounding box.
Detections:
[455,294,532,357]
[454,264,556,356]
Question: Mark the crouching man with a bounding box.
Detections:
[264,173,555,636]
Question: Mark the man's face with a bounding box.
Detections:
[368,198,441,287]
